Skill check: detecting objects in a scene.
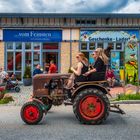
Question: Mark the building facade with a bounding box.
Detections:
[0,13,140,81]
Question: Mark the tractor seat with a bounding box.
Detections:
[77,80,107,85]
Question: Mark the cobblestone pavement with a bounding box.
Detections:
[7,86,32,106]
[3,85,140,106]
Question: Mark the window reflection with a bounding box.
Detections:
[7,52,13,71]
[15,52,22,71]
[25,52,32,67]
[33,42,40,50]
[6,42,13,50]
[81,42,87,50]
[25,43,31,50]
[89,42,95,50]
[15,42,22,50]
[15,72,22,81]
[97,43,103,48]
[33,52,40,69]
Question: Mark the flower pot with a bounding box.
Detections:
[23,78,32,86]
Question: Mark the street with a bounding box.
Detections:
[0,105,140,140]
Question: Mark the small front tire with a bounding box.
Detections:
[20,101,43,125]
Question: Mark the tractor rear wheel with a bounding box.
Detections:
[73,88,110,125]
[20,101,43,125]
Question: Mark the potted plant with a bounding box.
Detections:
[23,66,32,86]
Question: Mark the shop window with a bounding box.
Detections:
[43,52,58,72]
[89,42,95,50]
[81,42,87,50]
[15,72,22,81]
[81,20,85,24]
[25,52,32,67]
[116,43,122,50]
[43,43,58,50]
[108,43,114,50]
[6,42,13,50]
[33,52,40,69]
[76,20,81,25]
[87,20,91,24]
[91,20,96,25]
[15,52,22,71]
[15,42,22,50]
[33,42,40,50]
[97,43,103,48]
[25,43,31,50]
[7,52,14,71]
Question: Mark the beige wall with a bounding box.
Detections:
[71,42,79,67]
[71,29,80,40]
[62,29,70,40]
[0,42,4,68]
[60,42,70,73]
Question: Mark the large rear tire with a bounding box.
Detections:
[73,88,110,125]
[20,101,43,125]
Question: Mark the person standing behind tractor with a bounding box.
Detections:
[33,64,43,76]
[84,48,108,81]
[48,60,57,73]
[106,68,115,88]
[0,67,8,85]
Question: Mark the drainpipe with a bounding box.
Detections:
[70,29,72,67]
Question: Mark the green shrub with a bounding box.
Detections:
[23,66,32,78]
[116,94,140,101]
[0,97,14,104]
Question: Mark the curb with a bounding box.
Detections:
[111,100,140,104]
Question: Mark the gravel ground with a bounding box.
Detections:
[7,86,32,106]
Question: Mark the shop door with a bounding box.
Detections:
[43,52,58,73]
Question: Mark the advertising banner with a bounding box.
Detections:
[111,52,120,75]
[3,29,62,42]
[125,35,139,85]
[80,30,139,42]
[80,30,139,83]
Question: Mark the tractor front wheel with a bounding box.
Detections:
[20,101,43,125]
[73,88,110,124]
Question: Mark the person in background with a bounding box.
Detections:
[44,63,50,73]
[0,67,8,85]
[48,60,57,73]
[106,68,116,88]
[33,64,43,76]
[10,73,18,84]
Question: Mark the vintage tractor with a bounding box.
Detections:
[20,74,125,125]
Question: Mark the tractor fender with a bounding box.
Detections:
[28,98,48,114]
[29,98,45,106]
[72,83,109,99]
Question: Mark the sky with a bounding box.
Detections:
[0,0,140,13]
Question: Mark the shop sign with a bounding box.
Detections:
[80,30,139,42]
[0,29,3,40]
[3,29,62,42]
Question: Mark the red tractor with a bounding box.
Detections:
[20,74,124,125]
